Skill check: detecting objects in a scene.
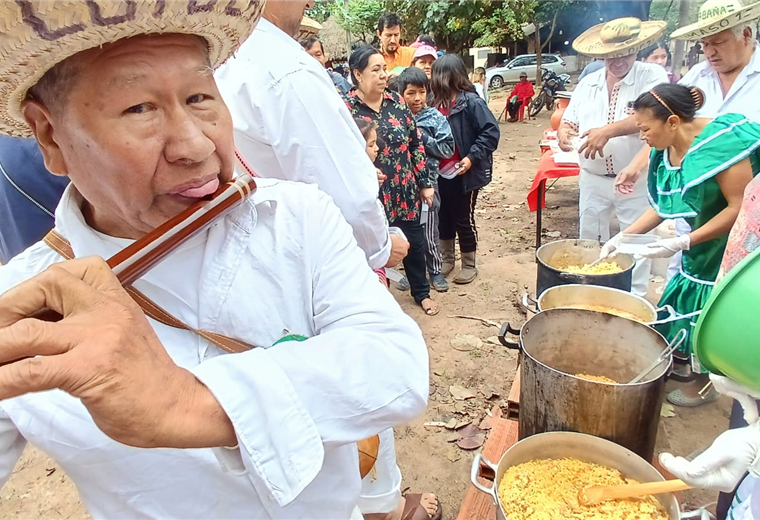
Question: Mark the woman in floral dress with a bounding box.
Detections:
[346,44,439,316]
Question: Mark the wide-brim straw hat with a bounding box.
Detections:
[573,17,667,59]
[298,16,322,40]
[0,0,264,138]
[671,0,760,40]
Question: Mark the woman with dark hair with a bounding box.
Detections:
[345,44,440,316]
[299,37,352,95]
[430,54,500,284]
[638,40,675,82]
[602,83,760,406]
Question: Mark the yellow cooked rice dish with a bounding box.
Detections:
[498,458,668,520]
[575,373,618,384]
[563,304,644,322]
[564,262,623,275]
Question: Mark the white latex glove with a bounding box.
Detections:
[599,233,623,259]
[660,421,760,492]
[640,234,691,259]
[711,374,760,425]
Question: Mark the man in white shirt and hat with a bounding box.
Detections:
[0,2,428,519]
[215,0,408,273]
[558,17,669,296]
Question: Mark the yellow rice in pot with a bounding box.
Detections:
[498,458,668,520]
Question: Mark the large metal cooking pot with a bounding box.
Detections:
[470,431,680,520]
[536,239,635,295]
[499,308,671,460]
[524,284,679,326]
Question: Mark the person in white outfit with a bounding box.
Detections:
[0,2,429,519]
[559,17,669,297]
[216,3,440,519]
[617,0,760,283]
[215,0,408,273]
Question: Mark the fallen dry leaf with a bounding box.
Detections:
[444,418,458,430]
[455,418,473,429]
[457,432,486,450]
[544,231,561,238]
[449,385,477,401]
[485,336,501,346]
[446,446,462,462]
[446,432,461,443]
[479,416,493,430]
[423,421,448,428]
[661,403,676,418]
[450,334,483,352]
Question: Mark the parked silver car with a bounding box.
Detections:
[486,54,567,89]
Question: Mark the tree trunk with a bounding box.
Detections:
[671,0,692,80]
[535,7,561,87]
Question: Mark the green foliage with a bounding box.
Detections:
[330,0,385,41]
[649,0,700,36]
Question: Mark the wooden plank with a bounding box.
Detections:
[455,418,519,520]
[506,371,520,421]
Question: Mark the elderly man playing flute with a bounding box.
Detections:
[0,2,429,519]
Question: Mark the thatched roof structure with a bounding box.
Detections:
[319,17,350,60]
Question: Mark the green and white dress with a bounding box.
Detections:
[648,113,760,370]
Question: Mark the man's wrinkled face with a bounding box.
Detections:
[23,34,235,239]
[306,41,328,67]
[379,24,401,54]
[605,53,637,79]
[701,28,751,73]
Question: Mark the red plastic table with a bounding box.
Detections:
[527,150,580,249]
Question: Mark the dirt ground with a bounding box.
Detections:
[0,91,732,519]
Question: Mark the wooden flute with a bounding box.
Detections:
[35,174,257,321]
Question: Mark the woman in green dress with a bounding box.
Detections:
[602,83,760,406]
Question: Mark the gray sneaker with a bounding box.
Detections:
[395,276,410,291]
[430,273,449,292]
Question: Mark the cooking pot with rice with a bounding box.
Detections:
[523,284,679,326]
[499,308,671,460]
[470,431,681,520]
[536,239,635,295]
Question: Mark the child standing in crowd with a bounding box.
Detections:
[394,67,455,292]
[431,54,500,284]
[346,45,439,315]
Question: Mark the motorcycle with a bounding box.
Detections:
[529,68,571,118]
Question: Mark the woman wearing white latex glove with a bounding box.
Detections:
[659,375,760,519]
[660,421,760,493]
[617,84,759,409]
[639,234,691,259]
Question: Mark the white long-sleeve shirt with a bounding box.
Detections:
[0,178,428,519]
[215,19,392,270]
[679,43,760,124]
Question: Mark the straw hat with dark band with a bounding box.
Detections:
[573,17,667,59]
[671,0,760,40]
[298,15,322,40]
[0,0,265,138]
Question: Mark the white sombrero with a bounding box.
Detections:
[0,0,265,138]
[671,0,760,40]
[298,16,322,39]
[573,17,667,59]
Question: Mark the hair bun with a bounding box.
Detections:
[689,87,706,111]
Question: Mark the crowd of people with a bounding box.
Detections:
[0,0,758,519]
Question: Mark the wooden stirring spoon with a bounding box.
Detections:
[578,479,691,506]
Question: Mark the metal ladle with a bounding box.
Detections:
[628,329,688,384]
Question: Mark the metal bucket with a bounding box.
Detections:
[536,239,635,295]
[470,431,681,520]
[499,308,671,460]
[523,284,679,326]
